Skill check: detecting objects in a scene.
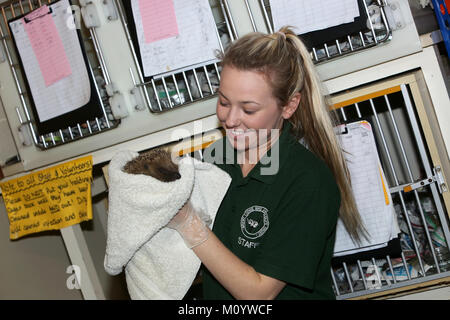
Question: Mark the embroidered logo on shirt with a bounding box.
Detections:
[240,205,270,240]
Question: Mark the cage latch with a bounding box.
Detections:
[434,166,448,193]
[403,166,448,194]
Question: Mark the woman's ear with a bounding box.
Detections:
[281,92,301,120]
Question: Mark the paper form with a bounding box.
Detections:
[23,5,72,87]
[131,0,221,77]
[139,0,179,43]
[269,0,360,35]
[9,0,90,122]
[333,121,400,257]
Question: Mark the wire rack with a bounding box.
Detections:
[247,0,392,64]
[330,83,450,299]
[0,0,120,150]
[116,0,237,113]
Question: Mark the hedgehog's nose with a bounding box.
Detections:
[159,167,181,181]
[165,171,180,182]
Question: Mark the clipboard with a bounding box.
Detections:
[333,120,400,257]
[121,0,221,81]
[298,0,368,50]
[8,0,104,136]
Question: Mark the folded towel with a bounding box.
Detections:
[104,150,231,299]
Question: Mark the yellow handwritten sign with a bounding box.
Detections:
[0,156,93,240]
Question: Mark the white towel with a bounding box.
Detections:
[104,150,231,300]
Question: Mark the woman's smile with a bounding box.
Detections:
[226,128,256,140]
[216,65,287,153]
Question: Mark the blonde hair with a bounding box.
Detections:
[219,27,368,244]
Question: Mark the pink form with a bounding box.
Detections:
[139,0,179,43]
[23,5,72,87]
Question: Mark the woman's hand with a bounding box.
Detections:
[167,200,209,249]
[168,201,286,299]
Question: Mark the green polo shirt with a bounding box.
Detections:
[202,121,340,300]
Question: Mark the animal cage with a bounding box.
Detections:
[246,0,392,64]
[242,0,422,83]
[328,73,450,299]
[115,0,237,113]
[0,0,120,150]
[0,0,237,150]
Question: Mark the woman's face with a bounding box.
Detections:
[216,65,287,153]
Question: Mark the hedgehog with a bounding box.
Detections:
[122,148,181,182]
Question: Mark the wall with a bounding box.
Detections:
[0,196,82,299]
[0,169,130,299]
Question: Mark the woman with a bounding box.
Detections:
[168,27,366,299]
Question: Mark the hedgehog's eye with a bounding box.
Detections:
[143,164,149,170]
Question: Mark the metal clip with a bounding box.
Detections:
[15,107,33,146]
[80,2,101,28]
[434,166,448,193]
[101,0,119,21]
[403,166,448,194]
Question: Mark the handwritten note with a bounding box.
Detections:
[0,156,93,240]
[23,5,72,87]
[139,0,179,43]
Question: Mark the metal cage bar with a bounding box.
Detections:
[0,0,119,150]
[332,84,450,299]
[253,0,392,64]
[116,0,236,113]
